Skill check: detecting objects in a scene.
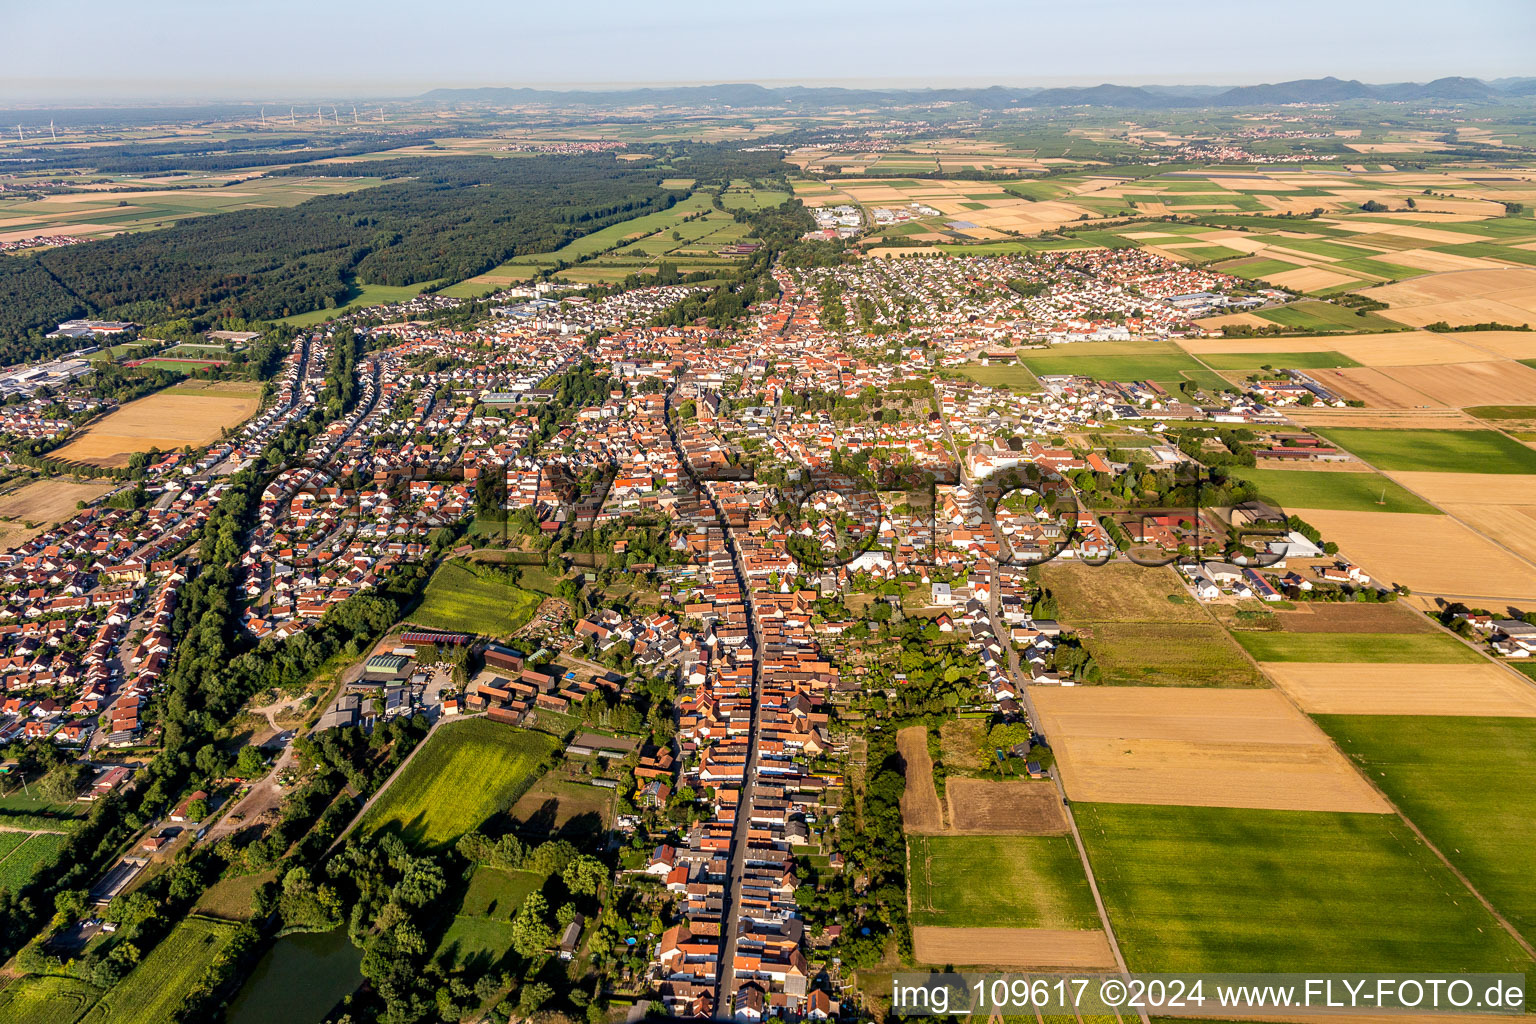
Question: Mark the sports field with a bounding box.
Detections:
[1030,686,1388,813]
[1232,630,1484,663]
[51,382,261,468]
[1318,715,1536,945]
[78,916,238,1024]
[360,718,556,848]
[909,834,1099,930]
[1075,802,1534,973]
[1231,467,1439,514]
[1316,428,1536,474]
[410,560,542,637]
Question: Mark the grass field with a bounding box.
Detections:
[1232,467,1440,514]
[949,363,1041,390]
[1319,714,1536,944]
[1253,301,1401,333]
[908,835,1099,930]
[1192,350,1363,371]
[436,865,544,967]
[360,719,556,848]
[410,560,542,637]
[1017,342,1218,390]
[1317,428,1536,474]
[1468,405,1536,420]
[0,975,103,1024]
[1233,630,1484,663]
[78,916,238,1024]
[279,280,440,326]
[1082,621,1264,686]
[1076,802,1533,973]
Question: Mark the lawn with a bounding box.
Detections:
[1017,341,1216,389]
[436,865,544,967]
[79,916,238,1024]
[1075,802,1533,973]
[1316,428,1536,474]
[1231,467,1440,514]
[1192,350,1362,372]
[360,718,556,848]
[949,363,1041,391]
[0,975,103,1024]
[410,560,542,637]
[908,835,1099,930]
[1082,621,1264,686]
[1233,630,1483,663]
[1317,715,1536,945]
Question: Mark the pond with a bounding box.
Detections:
[225,927,363,1024]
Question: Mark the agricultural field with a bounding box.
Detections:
[1231,629,1484,663]
[78,916,239,1024]
[1360,267,1536,328]
[908,834,1099,930]
[1193,349,1362,372]
[1316,428,1536,473]
[1015,341,1224,392]
[1038,562,1211,625]
[1232,466,1439,514]
[0,478,114,550]
[1079,621,1263,687]
[1319,715,1536,944]
[1266,662,1536,716]
[359,718,556,848]
[897,725,942,833]
[0,974,103,1024]
[946,363,1041,391]
[1029,686,1389,813]
[1250,300,1402,333]
[51,381,262,468]
[0,831,68,891]
[1076,802,1533,973]
[409,560,542,637]
[942,778,1068,835]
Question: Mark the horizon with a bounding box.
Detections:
[4,0,1533,103]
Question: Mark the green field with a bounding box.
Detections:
[1076,803,1533,973]
[360,718,556,848]
[1217,257,1303,280]
[949,363,1041,391]
[1233,630,1484,663]
[437,865,544,967]
[1232,467,1440,514]
[0,832,68,891]
[1254,300,1400,332]
[1193,350,1362,371]
[1318,715,1536,945]
[1317,428,1536,474]
[79,917,238,1024]
[1017,342,1218,390]
[279,279,441,327]
[908,835,1099,930]
[0,975,103,1024]
[1082,622,1264,686]
[410,560,542,637]
[1467,405,1536,420]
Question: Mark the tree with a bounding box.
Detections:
[520,982,554,1015]
[235,745,267,779]
[511,891,554,957]
[39,762,83,804]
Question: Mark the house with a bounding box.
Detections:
[557,913,585,960]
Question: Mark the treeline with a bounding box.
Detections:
[3,132,437,174]
[0,153,675,344]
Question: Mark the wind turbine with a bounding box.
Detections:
[290,107,296,126]
[15,125,21,142]
[353,105,359,125]
[332,107,340,126]
[316,105,323,125]
[261,107,267,128]
[49,120,56,141]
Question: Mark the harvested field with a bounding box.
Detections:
[1388,471,1536,505]
[1030,686,1390,813]
[1272,602,1436,633]
[51,385,261,468]
[943,778,1068,835]
[1285,407,1484,429]
[911,927,1116,969]
[1293,507,1536,601]
[0,479,112,524]
[1310,367,1444,409]
[1179,331,1494,367]
[1437,502,1536,566]
[1363,268,1536,328]
[898,725,942,832]
[1266,266,1359,292]
[1381,360,1536,407]
[1264,662,1536,716]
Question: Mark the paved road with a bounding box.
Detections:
[665,388,761,1020]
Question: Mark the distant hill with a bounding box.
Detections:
[417,77,1533,110]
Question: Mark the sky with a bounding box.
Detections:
[4,0,1534,103]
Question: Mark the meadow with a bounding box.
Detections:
[908,835,1099,930]
[1252,300,1401,333]
[360,719,556,848]
[78,916,238,1024]
[1318,714,1536,945]
[1192,350,1362,372]
[279,279,441,326]
[1231,467,1440,514]
[947,363,1042,390]
[1081,621,1263,686]
[1317,428,1536,474]
[409,560,542,637]
[436,864,544,967]
[1075,802,1533,973]
[1232,630,1484,663]
[1017,342,1221,390]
